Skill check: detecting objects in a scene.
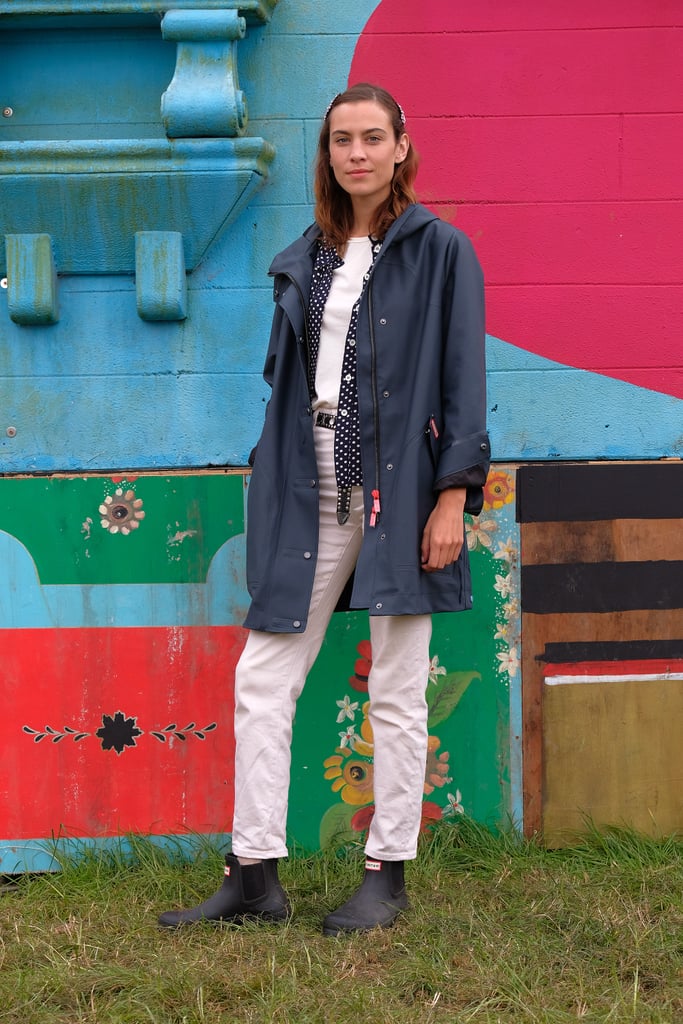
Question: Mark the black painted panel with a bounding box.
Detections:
[540,640,683,663]
[517,463,683,523]
[522,561,683,613]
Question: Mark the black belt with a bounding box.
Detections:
[315,411,337,429]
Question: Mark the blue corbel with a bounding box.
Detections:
[161,9,248,138]
[5,233,59,325]
[135,231,188,321]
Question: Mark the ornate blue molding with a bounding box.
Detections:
[5,233,58,324]
[161,10,247,138]
[0,1,278,26]
[0,138,275,275]
[0,1,279,316]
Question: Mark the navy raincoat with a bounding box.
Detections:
[243,203,490,633]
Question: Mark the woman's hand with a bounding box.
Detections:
[420,488,467,572]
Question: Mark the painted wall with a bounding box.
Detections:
[1,1,681,865]
[351,0,683,461]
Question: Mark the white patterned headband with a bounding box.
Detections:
[324,94,406,126]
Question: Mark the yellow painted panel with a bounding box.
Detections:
[543,675,683,846]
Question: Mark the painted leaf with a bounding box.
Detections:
[319,803,356,850]
[427,671,479,729]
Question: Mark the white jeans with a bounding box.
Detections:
[232,424,432,861]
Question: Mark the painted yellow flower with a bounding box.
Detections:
[483,470,515,511]
[323,748,375,806]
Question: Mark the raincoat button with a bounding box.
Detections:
[480,442,488,450]
[293,620,301,628]
[310,479,317,488]
[383,390,390,398]
[380,533,386,541]
[379,317,387,325]
[304,551,312,559]
[375,602,383,610]
[386,463,393,471]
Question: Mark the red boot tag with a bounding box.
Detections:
[365,859,382,872]
[224,865,231,877]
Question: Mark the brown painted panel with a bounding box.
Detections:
[542,675,683,846]
[522,608,683,836]
[521,519,683,565]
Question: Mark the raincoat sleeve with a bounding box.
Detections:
[434,231,491,513]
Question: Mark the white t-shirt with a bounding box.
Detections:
[312,236,373,413]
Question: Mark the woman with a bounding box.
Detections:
[159,83,490,935]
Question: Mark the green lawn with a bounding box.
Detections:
[1,820,681,1023]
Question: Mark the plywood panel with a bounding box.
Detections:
[521,520,683,565]
[543,674,683,845]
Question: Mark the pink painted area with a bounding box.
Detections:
[353,30,683,117]
[412,117,683,203]
[1,626,246,839]
[351,3,683,399]
[366,2,683,33]
[451,204,683,285]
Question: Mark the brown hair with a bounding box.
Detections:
[313,82,419,252]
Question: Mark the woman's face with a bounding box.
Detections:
[328,100,409,210]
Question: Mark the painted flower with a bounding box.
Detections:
[493,536,517,564]
[95,711,142,754]
[502,597,519,620]
[349,639,372,693]
[424,735,452,795]
[323,748,375,806]
[494,621,510,641]
[483,470,515,511]
[428,655,447,684]
[336,695,360,724]
[494,572,513,598]
[338,725,357,749]
[444,790,465,816]
[420,800,443,832]
[351,804,375,833]
[465,516,497,551]
[496,646,520,677]
[99,488,145,536]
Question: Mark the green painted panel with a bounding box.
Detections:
[0,473,245,584]
[288,468,520,849]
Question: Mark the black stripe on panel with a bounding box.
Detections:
[516,463,683,523]
[540,640,683,664]
[521,561,683,614]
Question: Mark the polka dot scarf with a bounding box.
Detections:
[308,237,383,524]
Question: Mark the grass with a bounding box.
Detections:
[0,819,682,1023]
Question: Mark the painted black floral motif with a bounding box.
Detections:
[150,722,217,743]
[23,715,218,753]
[96,711,143,754]
[23,725,90,744]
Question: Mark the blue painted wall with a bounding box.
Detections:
[0,2,382,472]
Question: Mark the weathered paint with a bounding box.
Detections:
[0,468,521,871]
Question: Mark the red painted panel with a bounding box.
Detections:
[362,2,683,33]
[413,116,683,203]
[0,627,245,839]
[545,660,683,677]
[353,30,683,116]
[449,203,683,285]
